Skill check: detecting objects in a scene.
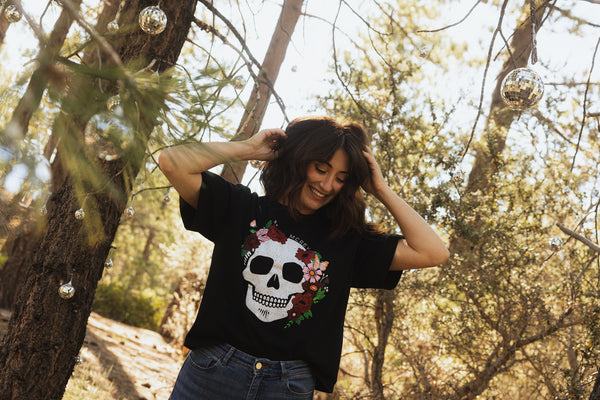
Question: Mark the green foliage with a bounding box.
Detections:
[319,1,600,399]
[92,282,166,331]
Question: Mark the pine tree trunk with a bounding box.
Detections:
[0,1,196,398]
[465,1,548,193]
[220,0,304,183]
[448,2,551,398]
[0,0,83,310]
[0,4,9,46]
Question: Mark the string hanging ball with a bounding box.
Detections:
[106,95,121,113]
[550,236,563,252]
[500,68,544,110]
[3,5,22,23]
[58,281,75,299]
[74,208,85,220]
[107,19,119,33]
[139,5,167,35]
[124,205,135,217]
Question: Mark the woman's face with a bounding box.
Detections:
[296,148,350,215]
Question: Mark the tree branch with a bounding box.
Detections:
[570,35,600,174]
[556,223,600,254]
[417,0,482,33]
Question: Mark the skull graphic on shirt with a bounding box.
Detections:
[242,238,306,322]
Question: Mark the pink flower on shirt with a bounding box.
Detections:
[256,228,269,242]
[303,263,323,283]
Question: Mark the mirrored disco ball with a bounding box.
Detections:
[107,19,119,33]
[500,67,544,110]
[4,5,22,23]
[84,112,134,161]
[139,5,167,35]
[58,282,75,299]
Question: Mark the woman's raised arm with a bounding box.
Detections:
[158,129,286,207]
[362,147,450,270]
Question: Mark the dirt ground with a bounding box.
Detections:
[0,308,183,400]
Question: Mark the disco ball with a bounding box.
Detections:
[4,5,22,23]
[107,19,119,33]
[58,281,75,299]
[138,5,167,35]
[500,67,544,110]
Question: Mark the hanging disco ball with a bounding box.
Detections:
[124,206,135,217]
[107,19,119,33]
[74,208,85,220]
[58,281,75,299]
[500,67,544,110]
[84,111,134,161]
[106,94,121,113]
[549,236,563,252]
[233,76,245,90]
[138,5,167,35]
[4,5,22,23]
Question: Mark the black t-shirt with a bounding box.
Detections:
[180,171,402,392]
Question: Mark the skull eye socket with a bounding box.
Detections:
[282,262,303,283]
[250,255,273,274]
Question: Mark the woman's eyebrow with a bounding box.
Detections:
[323,161,349,174]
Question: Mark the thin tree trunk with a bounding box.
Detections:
[370,290,395,399]
[448,2,552,398]
[220,0,304,183]
[0,4,9,47]
[0,1,196,398]
[465,2,547,193]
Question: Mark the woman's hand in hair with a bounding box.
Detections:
[361,146,388,197]
[248,128,287,161]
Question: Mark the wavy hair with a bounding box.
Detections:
[260,116,379,238]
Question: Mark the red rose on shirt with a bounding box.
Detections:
[291,292,313,314]
[242,234,260,251]
[296,249,315,265]
[267,225,287,244]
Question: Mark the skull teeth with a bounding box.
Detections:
[252,290,289,308]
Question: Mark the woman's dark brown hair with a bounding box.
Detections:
[260,116,378,238]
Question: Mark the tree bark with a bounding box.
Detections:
[220,0,304,183]
[369,290,395,399]
[0,1,196,398]
[0,0,83,310]
[0,4,9,47]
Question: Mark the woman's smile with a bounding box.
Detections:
[296,148,349,215]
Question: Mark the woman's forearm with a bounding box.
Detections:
[374,185,450,270]
[158,129,286,208]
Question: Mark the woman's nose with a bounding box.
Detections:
[320,175,334,191]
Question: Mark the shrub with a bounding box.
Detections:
[92,282,166,331]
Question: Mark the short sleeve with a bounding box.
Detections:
[351,233,403,290]
[179,171,256,242]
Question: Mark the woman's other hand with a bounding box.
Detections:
[248,128,287,161]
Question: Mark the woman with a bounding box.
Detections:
[159,116,449,398]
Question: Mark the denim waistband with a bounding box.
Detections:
[199,343,312,377]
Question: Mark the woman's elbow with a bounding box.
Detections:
[433,247,451,266]
[158,150,175,174]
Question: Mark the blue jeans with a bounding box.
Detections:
[168,344,315,399]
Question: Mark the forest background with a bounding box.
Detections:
[0,0,599,399]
